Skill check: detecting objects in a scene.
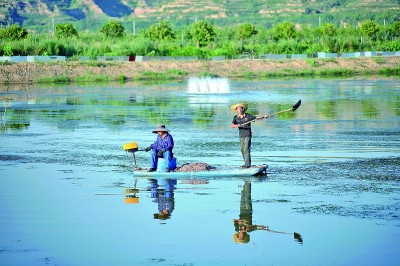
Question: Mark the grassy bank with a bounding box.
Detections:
[0,57,399,84]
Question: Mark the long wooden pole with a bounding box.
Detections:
[239,99,301,126]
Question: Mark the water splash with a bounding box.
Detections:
[187,77,230,94]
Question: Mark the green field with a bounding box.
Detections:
[1,1,399,58]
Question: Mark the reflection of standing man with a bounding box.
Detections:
[232,181,303,244]
[233,181,267,243]
[149,179,177,220]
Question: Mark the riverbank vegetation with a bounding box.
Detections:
[1,19,400,58]
[1,57,399,84]
[1,18,400,84]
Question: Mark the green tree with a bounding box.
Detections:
[0,24,28,40]
[360,19,381,38]
[55,23,79,38]
[274,22,296,40]
[100,20,126,38]
[145,21,176,41]
[389,21,400,38]
[237,23,258,39]
[189,20,216,48]
[318,23,337,37]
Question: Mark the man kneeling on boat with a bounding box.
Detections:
[145,124,174,172]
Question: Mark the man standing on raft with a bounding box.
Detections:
[231,103,269,168]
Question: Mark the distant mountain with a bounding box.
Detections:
[1,0,399,32]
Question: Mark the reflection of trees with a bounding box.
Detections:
[135,96,187,125]
[0,108,30,132]
[66,97,83,105]
[1,82,398,133]
[314,99,389,119]
[395,96,400,117]
[316,100,337,119]
[361,100,378,118]
[192,107,216,125]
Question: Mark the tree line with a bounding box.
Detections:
[0,19,399,58]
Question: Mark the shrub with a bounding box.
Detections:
[306,58,319,67]
[378,67,400,76]
[189,21,216,48]
[145,21,175,41]
[1,25,28,40]
[3,45,13,56]
[100,20,126,38]
[55,23,79,38]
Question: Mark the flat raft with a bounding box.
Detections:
[132,164,268,178]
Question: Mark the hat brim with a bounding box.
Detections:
[231,103,248,112]
[152,128,169,133]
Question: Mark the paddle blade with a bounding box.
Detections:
[292,99,301,112]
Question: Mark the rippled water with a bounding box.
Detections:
[0,79,399,265]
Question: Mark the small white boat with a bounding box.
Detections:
[132,164,268,178]
[123,141,268,179]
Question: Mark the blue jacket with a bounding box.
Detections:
[150,133,174,152]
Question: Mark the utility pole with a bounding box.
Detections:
[383,19,386,40]
[52,17,55,35]
[133,20,136,35]
[318,17,321,43]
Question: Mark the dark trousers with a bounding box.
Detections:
[240,137,251,167]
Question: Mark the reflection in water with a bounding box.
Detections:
[124,179,139,204]
[1,104,7,130]
[129,94,137,103]
[0,80,399,265]
[149,179,177,220]
[1,101,31,132]
[0,80,398,137]
[233,181,303,244]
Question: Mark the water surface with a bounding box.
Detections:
[0,79,399,265]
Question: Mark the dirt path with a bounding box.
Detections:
[0,57,399,83]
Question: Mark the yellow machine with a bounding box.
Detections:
[123,142,142,170]
[122,142,139,152]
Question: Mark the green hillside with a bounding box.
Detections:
[0,0,399,33]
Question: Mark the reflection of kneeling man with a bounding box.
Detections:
[150,179,177,220]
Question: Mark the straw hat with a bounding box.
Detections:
[233,232,250,243]
[152,124,169,133]
[230,103,248,112]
